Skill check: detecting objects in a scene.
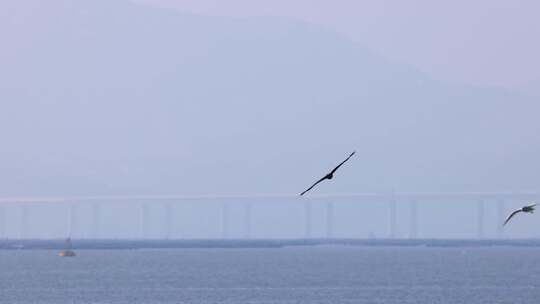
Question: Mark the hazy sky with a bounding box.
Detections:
[2,0,540,239]
[139,0,540,90]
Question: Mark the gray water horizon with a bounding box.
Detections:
[3,238,540,250]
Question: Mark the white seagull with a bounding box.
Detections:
[503,202,537,226]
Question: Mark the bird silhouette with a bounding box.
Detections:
[503,202,537,226]
[300,151,356,196]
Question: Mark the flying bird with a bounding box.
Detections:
[300,151,356,196]
[503,202,537,226]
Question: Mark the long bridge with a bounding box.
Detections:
[0,191,539,240]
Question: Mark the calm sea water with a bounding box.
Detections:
[1,246,540,303]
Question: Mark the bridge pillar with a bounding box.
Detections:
[496,199,505,238]
[221,203,229,239]
[243,203,252,239]
[21,205,29,239]
[304,201,312,238]
[409,200,418,239]
[139,203,150,239]
[476,200,485,239]
[0,205,5,239]
[165,203,173,240]
[389,198,397,238]
[325,202,334,238]
[91,204,100,239]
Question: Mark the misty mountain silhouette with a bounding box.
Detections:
[1,0,539,196]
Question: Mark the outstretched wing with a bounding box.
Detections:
[329,151,356,175]
[526,203,537,208]
[503,209,522,226]
[300,176,327,196]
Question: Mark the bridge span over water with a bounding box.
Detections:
[0,192,539,240]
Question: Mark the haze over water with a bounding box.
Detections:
[2,1,540,302]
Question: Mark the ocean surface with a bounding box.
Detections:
[1,246,540,303]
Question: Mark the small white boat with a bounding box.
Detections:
[58,238,76,257]
[58,250,76,257]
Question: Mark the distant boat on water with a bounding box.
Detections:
[58,238,76,257]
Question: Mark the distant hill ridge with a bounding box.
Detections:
[0,0,538,197]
